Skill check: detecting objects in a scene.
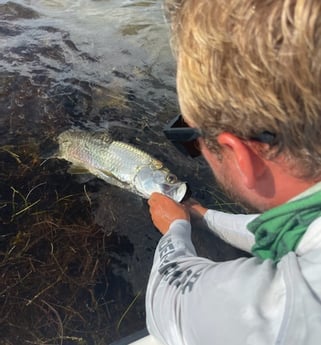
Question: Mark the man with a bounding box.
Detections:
[145,0,321,344]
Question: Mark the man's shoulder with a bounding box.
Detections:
[296,216,321,255]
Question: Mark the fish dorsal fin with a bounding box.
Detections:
[91,132,113,144]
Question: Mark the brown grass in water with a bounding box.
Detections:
[0,144,136,345]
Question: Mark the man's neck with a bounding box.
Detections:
[259,161,321,211]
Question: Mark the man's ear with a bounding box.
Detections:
[217,132,266,189]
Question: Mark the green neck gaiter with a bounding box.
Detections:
[247,190,321,263]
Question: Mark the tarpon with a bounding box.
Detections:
[57,130,187,202]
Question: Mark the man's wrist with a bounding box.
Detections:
[168,219,191,234]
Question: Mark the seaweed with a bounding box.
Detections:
[0,144,144,345]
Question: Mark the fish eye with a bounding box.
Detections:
[166,173,177,184]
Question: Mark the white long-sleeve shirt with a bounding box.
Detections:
[203,210,258,252]
[146,209,321,345]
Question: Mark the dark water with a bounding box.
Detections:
[0,1,246,344]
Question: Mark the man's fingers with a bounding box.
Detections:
[148,192,190,234]
[148,192,175,207]
[148,192,166,204]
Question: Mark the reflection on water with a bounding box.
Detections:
[0,1,246,344]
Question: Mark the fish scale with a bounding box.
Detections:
[57,129,187,201]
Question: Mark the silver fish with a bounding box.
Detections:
[57,130,187,202]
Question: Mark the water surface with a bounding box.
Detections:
[0,1,246,344]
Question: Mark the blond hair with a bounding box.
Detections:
[165,0,321,179]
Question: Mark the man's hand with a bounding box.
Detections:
[183,198,208,217]
[148,193,190,235]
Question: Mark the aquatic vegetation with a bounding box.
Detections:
[0,145,145,345]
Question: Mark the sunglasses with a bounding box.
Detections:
[163,114,277,158]
[163,115,202,158]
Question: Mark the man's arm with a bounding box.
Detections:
[184,199,258,253]
[203,210,258,252]
[146,218,285,345]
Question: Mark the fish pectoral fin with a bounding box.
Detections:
[67,164,90,175]
[100,169,128,184]
[98,169,130,188]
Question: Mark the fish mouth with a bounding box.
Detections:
[168,182,187,203]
